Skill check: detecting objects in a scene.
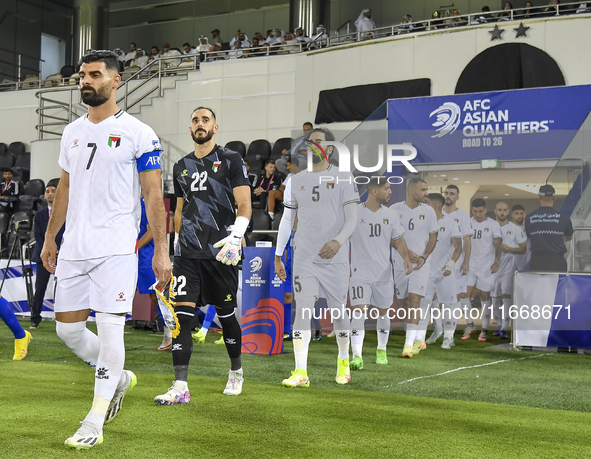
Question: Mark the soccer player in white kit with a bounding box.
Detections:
[511,204,530,271]
[41,50,171,450]
[417,193,463,349]
[491,202,527,339]
[349,177,412,368]
[274,128,359,387]
[464,199,502,342]
[391,178,438,358]
[427,185,473,344]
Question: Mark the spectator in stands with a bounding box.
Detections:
[451,9,467,26]
[398,14,415,34]
[280,33,301,54]
[150,46,160,57]
[0,168,21,215]
[294,27,311,44]
[228,41,244,59]
[114,48,126,69]
[498,2,514,19]
[270,29,285,45]
[131,48,148,68]
[182,42,198,60]
[543,0,561,15]
[355,8,376,37]
[473,6,493,23]
[30,178,64,329]
[206,44,225,61]
[197,36,211,54]
[276,121,313,175]
[124,43,137,63]
[313,24,328,47]
[264,30,275,44]
[576,2,589,13]
[246,38,263,57]
[230,31,251,48]
[516,1,536,18]
[211,29,223,47]
[161,43,182,67]
[254,159,283,220]
[253,32,265,43]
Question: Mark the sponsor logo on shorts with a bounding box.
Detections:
[338,332,348,338]
[96,367,110,380]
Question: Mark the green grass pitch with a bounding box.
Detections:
[2,320,591,458]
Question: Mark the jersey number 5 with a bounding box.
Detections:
[191,171,208,191]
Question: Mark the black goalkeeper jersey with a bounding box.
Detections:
[173,145,250,259]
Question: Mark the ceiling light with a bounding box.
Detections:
[453,178,459,180]
[464,181,470,183]
[505,193,510,196]
[440,174,447,177]
[483,196,488,199]
[433,175,437,177]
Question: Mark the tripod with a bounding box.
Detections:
[0,230,34,306]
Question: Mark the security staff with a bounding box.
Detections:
[524,185,573,272]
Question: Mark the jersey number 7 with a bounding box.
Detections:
[86,143,97,170]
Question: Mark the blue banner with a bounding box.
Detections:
[387,85,591,164]
[241,247,285,355]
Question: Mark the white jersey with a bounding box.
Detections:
[58,110,162,260]
[515,223,531,271]
[443,207,472,267]
[284,165,359,265]
[498,221,527,274]
[351,203,405,283]
[430,213,462,275]
[390,201,438,268]
[470,217,502,271]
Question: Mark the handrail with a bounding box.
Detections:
[335,19,352,36]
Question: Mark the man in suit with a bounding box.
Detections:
[30,178,64,328]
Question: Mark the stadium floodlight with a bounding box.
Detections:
[481,159,498,169]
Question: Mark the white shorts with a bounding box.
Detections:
[349,279,394,309]
[454,268,468,295]
[466,267,495,293]
[54,254,138,314]
[293,260,349,307]
[394,261,430,299]
[492,270,513,297]
[425,273,457,304]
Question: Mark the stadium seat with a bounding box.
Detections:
[245,139,272,175]
[0,143,7,155]
[60,65,76,78]
[7,142,26,156]
[14,152,30,183]
[0,152,16,170]
[23,179,45,198]
[248,209,272,246]
[225,141,247,158]
[271,137,292,160]
[0,212,9,235]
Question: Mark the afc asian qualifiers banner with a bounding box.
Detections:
[387,84,591,164]
[241,247,285,355]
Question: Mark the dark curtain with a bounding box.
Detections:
[315,78,431,124]
[455,43,564,94]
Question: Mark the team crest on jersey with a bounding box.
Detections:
[326,182,335,189]
[419,215,425,220]
[212,160,222,173]
[383,219,389,225]
[507,230,512,235]
[360,218,366,224]
[108,134,121,148]
[440,227,445,232]
[484,228,489,232]
[71,139,79,149]
[300,186,306,191]
[454,218,459,222]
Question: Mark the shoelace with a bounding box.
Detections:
[75,421,101,438]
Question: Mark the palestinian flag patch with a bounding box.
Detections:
[327,182,334,189]
[440,227,445,232]
[484,228,489,232]
[419,215,425,220]
[108,135,121,148]
[383,219,389,225]
[212,160,222,173]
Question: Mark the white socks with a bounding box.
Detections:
[431,299,442,332]
[443,301,461,339]
[350,312,366,358]
[93,313,126,429]
[492,296,502,329]
[461,297,474,326]
[56,320,99,369]
[333,314,350,360]
[293,329,311,370]
[376,315,390,351]
[480,300,491,331]
[415,298,431,343]
[502,297,512,331]
[404,322,417,346]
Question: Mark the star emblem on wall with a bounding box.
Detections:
[489,25,505,41]
[514,22,530,38]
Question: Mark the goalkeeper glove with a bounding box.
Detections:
[213,216,249,266]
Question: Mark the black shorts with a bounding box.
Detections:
[173,257,238,308]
